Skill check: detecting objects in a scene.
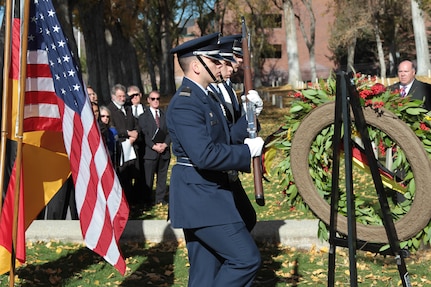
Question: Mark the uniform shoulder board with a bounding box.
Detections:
[179,87,192,97]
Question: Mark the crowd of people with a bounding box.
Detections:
[89,84,171,212]
[40,84,171,220]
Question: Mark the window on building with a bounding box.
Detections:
[261,44,282,59]
[262,14,282,28]
[178,27,187,35]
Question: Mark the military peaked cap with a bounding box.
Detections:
[171,32,224,61]
[219,34,243,57]
[218,41,237,63]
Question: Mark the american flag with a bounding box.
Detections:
[26,0,129,274]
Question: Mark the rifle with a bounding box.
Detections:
[241,16,265,206]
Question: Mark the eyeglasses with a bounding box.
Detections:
[100,115,110,118]
[150,97,160,101]
[129,93,140,98]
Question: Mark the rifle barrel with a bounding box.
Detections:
[241,16,265,206]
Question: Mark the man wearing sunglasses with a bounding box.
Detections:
[128,86,145,118]
[127,85,147,206]
[138,90,171,207]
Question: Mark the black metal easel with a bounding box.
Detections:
[327,72,411,287]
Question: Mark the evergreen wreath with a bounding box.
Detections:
[265,72,431,251]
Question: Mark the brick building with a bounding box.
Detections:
[174,0,336,87]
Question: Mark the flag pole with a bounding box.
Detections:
[0,0,14,217]
[10,0,30,285]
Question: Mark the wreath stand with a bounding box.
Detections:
[327,72,411,287]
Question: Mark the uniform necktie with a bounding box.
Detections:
[133,106,138,117]
[400,86,407,97]
[155,110,160,127]
[208,90,233,122]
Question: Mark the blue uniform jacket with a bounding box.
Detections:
[167,77,252,229]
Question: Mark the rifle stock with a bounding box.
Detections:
[242,16,265,206]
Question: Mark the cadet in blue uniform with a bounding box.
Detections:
[208,36,264,232]
[167,33,264,287]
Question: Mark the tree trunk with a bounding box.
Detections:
[374,18,386,78]
[140,22,158,92]
[309,49,316,83]
[77,1,111,105]
[77,2,143,104]
[346,37,356,73]
[252,30,263,88]
[297,0,316,82]
[411,0,430,75]
[159,0,176,96]
[106,22,143,89]
[283,0,302,85]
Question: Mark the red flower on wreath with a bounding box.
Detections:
[370,83,386,95]
[359,89,373,99]
[420,122,430,131]
[294,91,302,98]
[358,83,387,99]
[371,101,384,109]
[378,139,386,156]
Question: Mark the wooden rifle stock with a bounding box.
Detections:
[241,16,265,206]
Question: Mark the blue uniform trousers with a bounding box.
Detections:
[231,178,257,232]
[184,222,261,287]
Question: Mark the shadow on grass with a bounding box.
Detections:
[120,226,178,286]
[15,246,104,286]
[252,220,302,286]
[7,219,310,286]
[11,225,178,287]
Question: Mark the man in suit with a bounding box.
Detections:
[127,85,147,206]
[388,60,431,204]
[107,84,140,205]
[389,60,431,110]
[168,33,264,287]
[138,90,171,206]
[128,85,145,118]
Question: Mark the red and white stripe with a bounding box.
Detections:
[26,48,129,274]
[25,50,61,132]
[62,99,128,273]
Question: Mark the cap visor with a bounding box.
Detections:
[203,54,224,61]
[222,56,237,63]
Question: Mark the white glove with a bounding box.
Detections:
[244,137,264,157]
[246,90,263,116]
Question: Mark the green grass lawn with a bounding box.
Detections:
[2,240,431,286]
[2,100,431,286]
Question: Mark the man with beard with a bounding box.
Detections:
[107,84,140,206]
